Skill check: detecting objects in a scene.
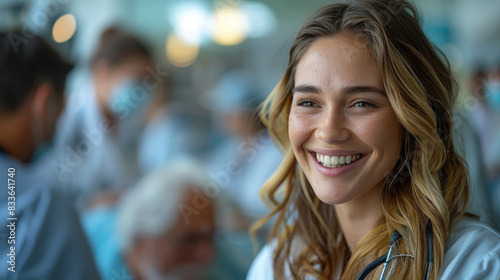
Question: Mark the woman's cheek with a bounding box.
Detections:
[288,113,303,144]
[288,113,312,152]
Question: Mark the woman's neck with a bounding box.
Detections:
[335,182,384,252]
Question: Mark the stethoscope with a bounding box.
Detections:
[356,222,434,280]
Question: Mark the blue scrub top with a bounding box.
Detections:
[0,152,101,280]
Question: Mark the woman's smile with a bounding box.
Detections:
[308,150,365,177]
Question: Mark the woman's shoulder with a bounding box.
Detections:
[246,238,328,280]
[441,217,500,279]
[445,216,500,252]
[246,243,275,280]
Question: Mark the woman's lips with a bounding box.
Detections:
[310,151,365,177]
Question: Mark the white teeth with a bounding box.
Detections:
[332,156,339,165]
[324,156,331,167]
[339,156,345,164]
[315,152,362,168]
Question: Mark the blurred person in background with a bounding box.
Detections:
[137,77,208,172]
[198,70,283,280]
[470,65,500,229]
[451,67,494,226]
[48,27,155,208]
[204,70,282,228]
[82,159,215,280]
[452,110,495,227]
[0,31,100,280]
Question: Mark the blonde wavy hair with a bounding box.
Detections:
[252,0,470,279]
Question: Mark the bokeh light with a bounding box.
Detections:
[166,33,199,68]
[167,1,211,45]
[210,7,249,46]
[242,1,277,38]
[52,14,77,43]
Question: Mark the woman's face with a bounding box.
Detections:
[288,33,404,206]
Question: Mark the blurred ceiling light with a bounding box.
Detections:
[52,14,77,43]
[166,33,199,68]
[211,7,249,46]
[167,1,211,45]
[241,2,277,38]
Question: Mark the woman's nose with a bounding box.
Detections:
[314,107,350,143]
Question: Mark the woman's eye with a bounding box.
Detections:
[298,100,318,107]
[353,101,376,108]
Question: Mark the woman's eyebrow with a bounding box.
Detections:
[292,84,385,95]
[292,84,320,94]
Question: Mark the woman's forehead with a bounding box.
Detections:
[294,34,383,94]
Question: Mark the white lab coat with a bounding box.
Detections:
[205,130,283,222]
[137,105,207,172]
[247,217,500,280]
[0,152,101,280]
[43,77,142,207]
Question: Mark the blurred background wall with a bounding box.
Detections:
[2,0,500,106]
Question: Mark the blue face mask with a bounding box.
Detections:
[485,80,500,112]
[107,79,154,146]
[108,79,154,121]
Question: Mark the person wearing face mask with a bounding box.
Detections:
[470,65,500,230]
[47,27,155,208]
[0,31,101,279]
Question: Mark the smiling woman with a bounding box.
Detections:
[247,0,500,279]
[289,34,404,210]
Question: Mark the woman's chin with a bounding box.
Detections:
[310,184,352,206]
